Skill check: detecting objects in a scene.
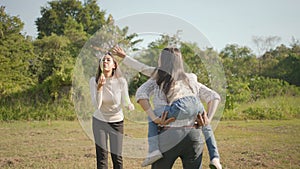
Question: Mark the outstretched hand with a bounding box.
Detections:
[112,46,126,58]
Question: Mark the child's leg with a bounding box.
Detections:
[147,106,168,153]
[142,107,166,167]
[148,119,159,153]
[202,125,220,160]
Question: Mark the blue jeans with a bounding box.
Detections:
[148,96,203,152]
[202,125,220,160]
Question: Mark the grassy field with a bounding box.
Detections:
[0,119,299,169]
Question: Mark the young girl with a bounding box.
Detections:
[89,52,134,169]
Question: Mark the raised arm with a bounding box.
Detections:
[112,46,155,77]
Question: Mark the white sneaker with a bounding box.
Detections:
[141,150,163,167]
[209,158,222,169]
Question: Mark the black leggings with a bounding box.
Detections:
[92,117,124,169]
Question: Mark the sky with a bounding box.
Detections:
[1,0,300,53]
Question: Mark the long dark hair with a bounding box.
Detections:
[95,52,121,83]
[153,47,191,98]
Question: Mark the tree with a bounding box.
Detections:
[32,34,74,99]
[220,44,254,59]
[220,44,258,78]
[0,6,36,95]
[252,35,281,57]
[36,0,105,38]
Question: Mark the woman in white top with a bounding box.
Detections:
[113,46,222,169]
[89,52,134,169]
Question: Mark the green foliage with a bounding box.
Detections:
[0,7,36,96]
[1,3,300,121]
[226,77,252,108]
[128,73,148,96]
[181,43,210,86]
[266,53,300,86]
[36,0,105,38]
[220,44,259,78]
[248,76,299,100]
[0,88,76,121]
[259,44,300,86]
[223,96,300,120]
[31,34,75,99]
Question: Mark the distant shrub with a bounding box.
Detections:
[222,96,300,120]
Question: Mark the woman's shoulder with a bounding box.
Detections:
[90,76,96,83]
[185,73,198,81]
[138,78,157,89]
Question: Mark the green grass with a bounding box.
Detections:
[223,96,300,120]
[0,119,299,169]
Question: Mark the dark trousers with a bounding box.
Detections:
[92,117,124,169]
[152,128,204,169]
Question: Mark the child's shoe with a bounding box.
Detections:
[209,158,222,169]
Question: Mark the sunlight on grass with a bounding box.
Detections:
[0,120,299,168]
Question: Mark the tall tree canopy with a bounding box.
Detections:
[36,0,105,38]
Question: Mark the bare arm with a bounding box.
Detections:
[138,99,175,125]
[195,80,221,123]
[138,99,161,123]
[207,99,220,123]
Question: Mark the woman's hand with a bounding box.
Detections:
[152,117,162,124]
[112,46,126,58]
[127,104,135,111]
[159,111,176,126]
[196,110,209,126]
[97,74,106,90]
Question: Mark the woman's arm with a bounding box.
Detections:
[120,78,135,111]
[195,81,221,123]
[89,77,103,109]
[207,99,220,122]
[113,46,155,77]
[135,79,162,123]
[138,99,160,123]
